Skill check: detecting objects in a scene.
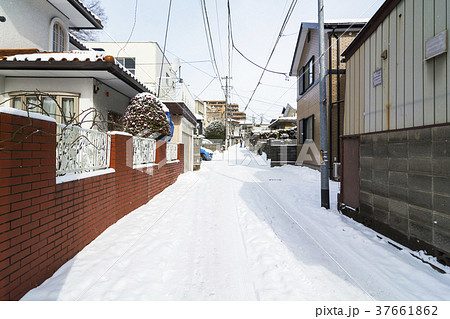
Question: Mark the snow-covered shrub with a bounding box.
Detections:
[204,120,225,141]
[122,93,171,138]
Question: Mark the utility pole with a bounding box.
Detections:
[224,76,229,149]
[318,0,330,209]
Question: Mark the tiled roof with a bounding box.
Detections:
[3,50,109,62]
[73,0,100,22]
[0,51,154,95]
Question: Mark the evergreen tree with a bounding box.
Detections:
[122,93,171,138]
[204,120,225,141]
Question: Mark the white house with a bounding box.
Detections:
[84,42,178,100]
[84,41,198,171]
[0,0,102,53]
[0,0,150,129]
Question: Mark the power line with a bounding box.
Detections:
[194,76,217,100]
[166,49,216,78]
[117,0,138,57]
[137,60,212,66]
[157,0,173,98]
[232,44,288,76]
[228,0,298,112]
[200,0,225,97]
[227,0,288,76]
[260,0,383,118]
[214,0,225,71]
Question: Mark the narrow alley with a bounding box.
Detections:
[21,146,450,301]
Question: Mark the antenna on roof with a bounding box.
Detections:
[0,16,6,23]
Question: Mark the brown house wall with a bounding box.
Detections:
[296,30,356,170]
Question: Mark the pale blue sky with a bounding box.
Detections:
[96,0,385,121]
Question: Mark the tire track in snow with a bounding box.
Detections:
[227,170,260,301]
[248,174,376,301]
[197,164,259,300]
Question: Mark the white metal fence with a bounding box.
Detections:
[166,142,178,161]
[56,126,176,175]
[56,124,111,176]
[133,136,156,165]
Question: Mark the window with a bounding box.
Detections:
[52,22,66,52]
[298,114,314,144]
[10,92,79,124]
[116,57,136,75]
[107,111,123,131]
[298,56,315,95]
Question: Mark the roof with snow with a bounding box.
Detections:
[69,33,90,50]
[0,51,152,97]
[289,20,367,76]
[164,101,197,126]
[268,117,297,129]
[48,0,103,29]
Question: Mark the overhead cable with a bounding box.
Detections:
[227,0,298,112]
[117,0,139,57]
[157,0,173,98]
[260,0,383,118]
[200,0,225,97]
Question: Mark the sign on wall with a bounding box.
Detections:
[425,30,447,60]
[373,69,382,87]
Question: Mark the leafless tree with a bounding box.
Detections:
[71,0,108,41]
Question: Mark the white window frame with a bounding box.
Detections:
[49,17,69,52]
[9,91,80,124]
[116,57,136,75]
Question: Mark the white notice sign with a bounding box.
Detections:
[425,30,447,60]
[373,69,382,87]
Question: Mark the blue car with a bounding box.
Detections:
[200,147,213,161]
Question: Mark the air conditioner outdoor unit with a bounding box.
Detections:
[333,162,341,180]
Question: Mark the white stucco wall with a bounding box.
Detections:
[0,0,70,51]
[92,81,131,126]
[3,77,130,130]
[4,77,93,126]
[84,42,177,98]
[181,118,195,172]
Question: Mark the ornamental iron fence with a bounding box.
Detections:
[166,142,178,161]
[56,124,111,176]
[133,136,156,165]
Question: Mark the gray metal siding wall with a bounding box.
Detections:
[358,124,450,262]
[344,0,450,136]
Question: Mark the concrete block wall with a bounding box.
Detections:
[266,140,298,167]
[359,124,450,264]
[0,111,184,300]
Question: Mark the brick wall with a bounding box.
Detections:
[0,111,184,300]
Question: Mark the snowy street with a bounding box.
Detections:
[22,146,450,301]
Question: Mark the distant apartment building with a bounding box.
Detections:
[205,100,247,121]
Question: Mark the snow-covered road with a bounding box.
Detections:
[22,146,450,300]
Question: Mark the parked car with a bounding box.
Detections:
[202,138,214,145]
[200,147,213,161]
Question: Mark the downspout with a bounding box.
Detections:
[334,32,341,163]
[328,31,333,172]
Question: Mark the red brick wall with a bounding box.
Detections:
[0,112,184,300]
